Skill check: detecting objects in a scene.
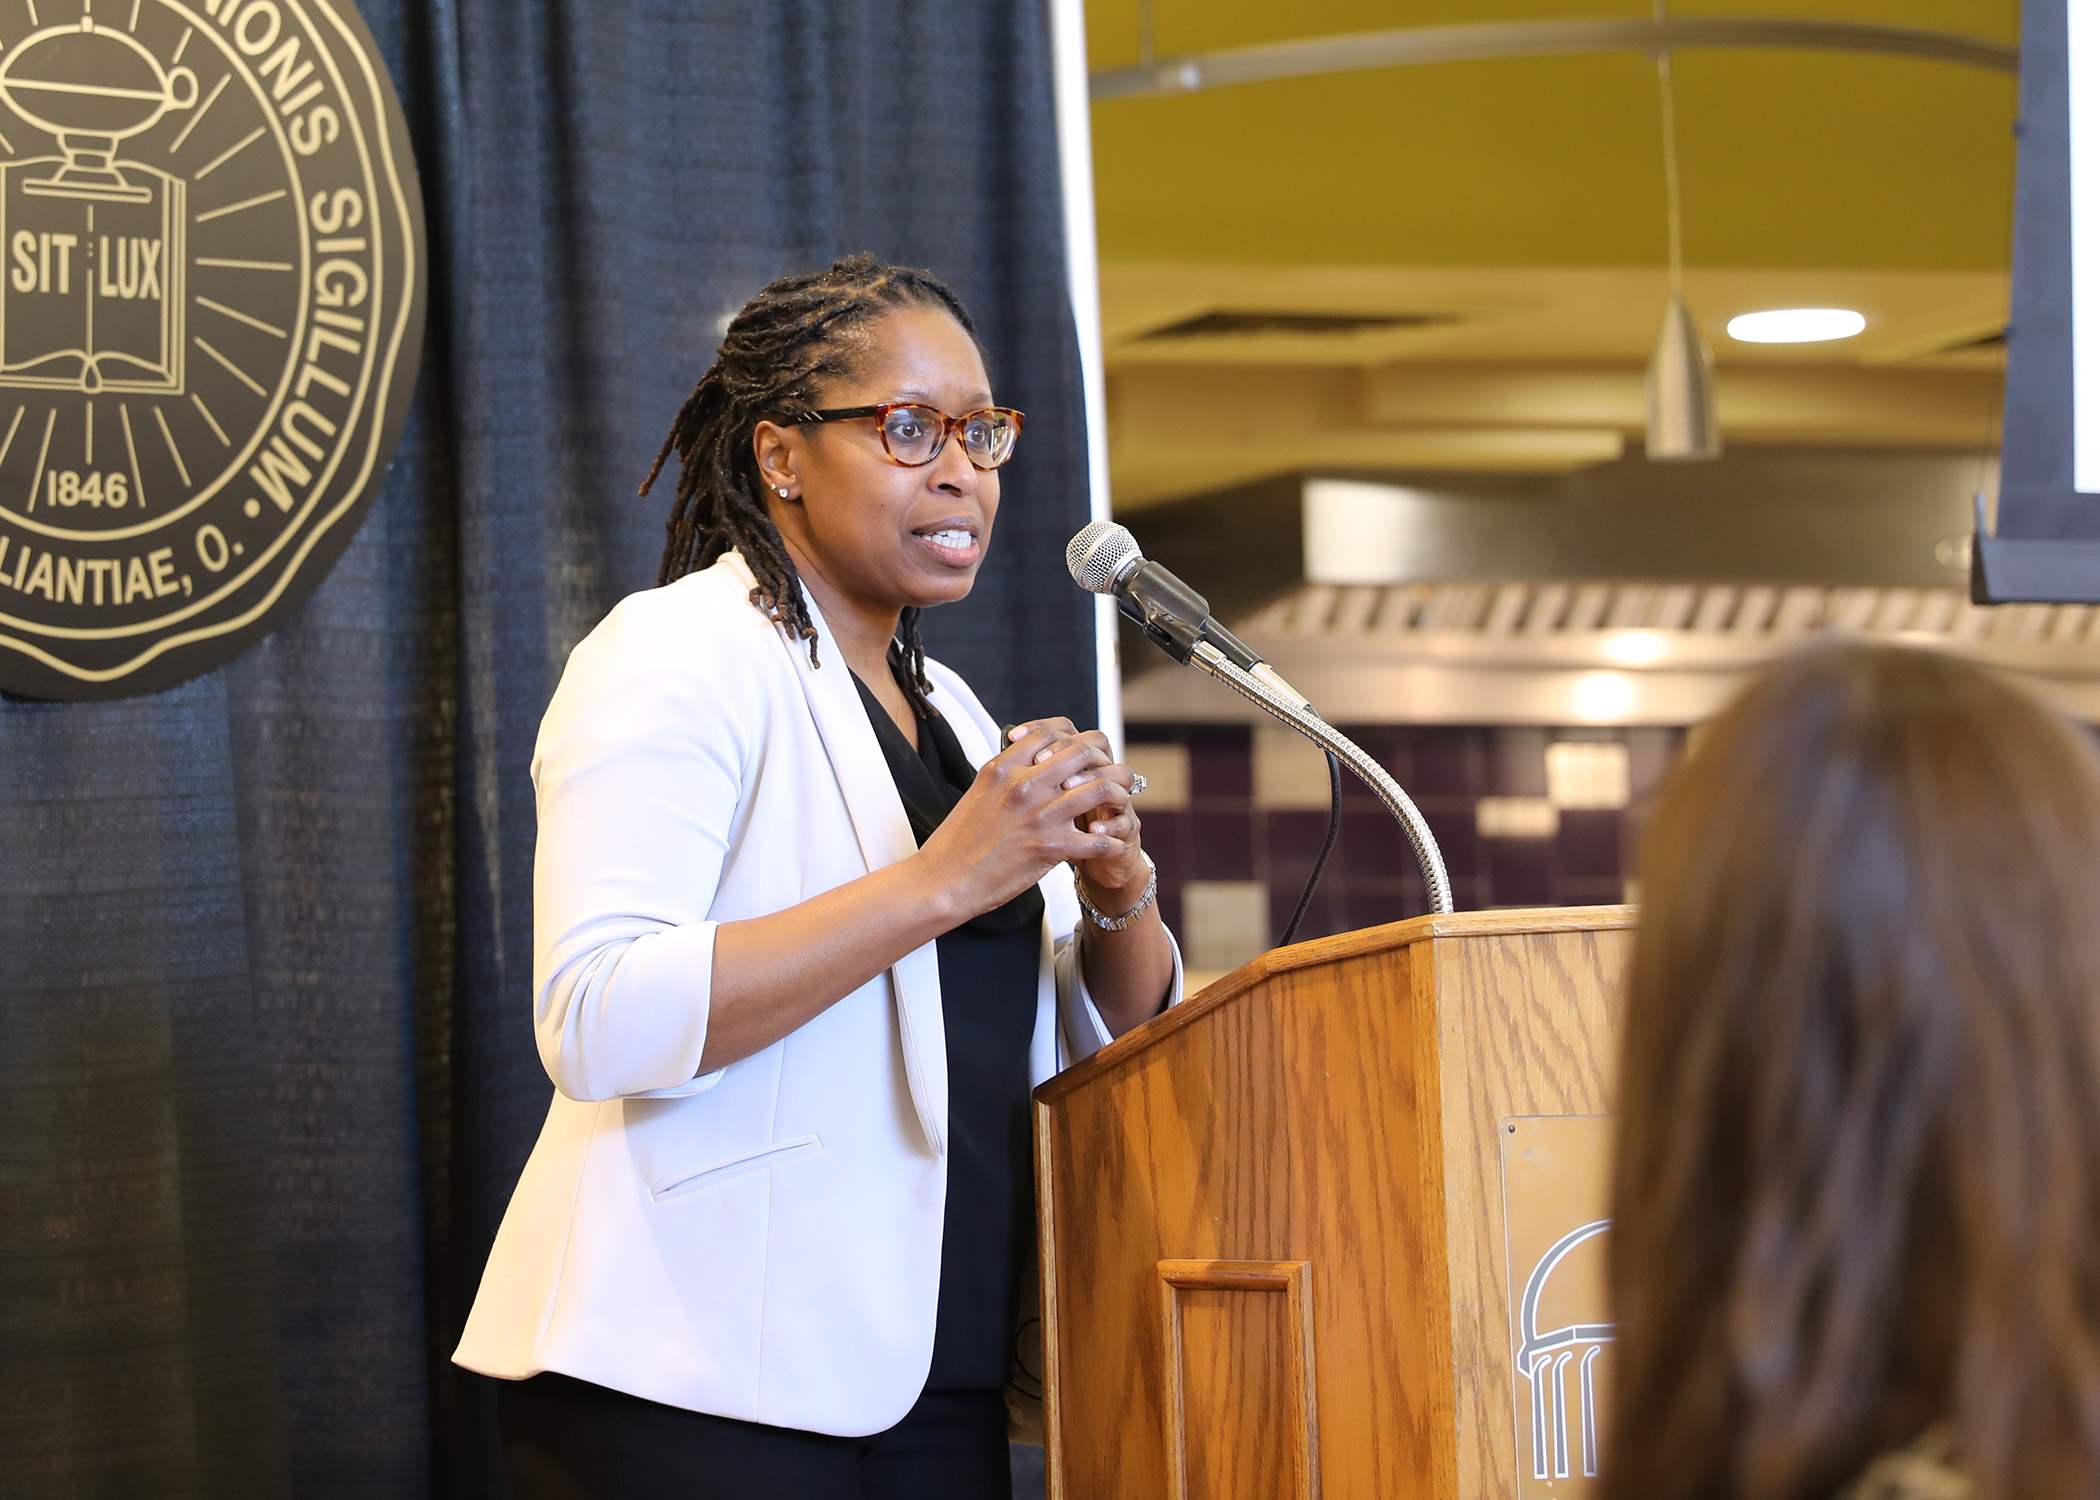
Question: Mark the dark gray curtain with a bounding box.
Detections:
[0,3,1092,1494]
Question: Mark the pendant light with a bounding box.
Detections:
[1645,2,1720,461]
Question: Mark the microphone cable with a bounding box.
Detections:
[1278,749,1342,947]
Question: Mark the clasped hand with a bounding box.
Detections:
[917,717,1149,919]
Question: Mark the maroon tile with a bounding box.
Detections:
[1268,810,1352,907]
[1136,809,1190,872]
[1443,875,1491,912]
[1336,807,1412,881]
[1368,725,1413,784]
[1334,723,1403,763]
[1419,803,1483,879]
[1187,809,1256,880]
[1185,725,1253,799]
[1155,886,1184,942]
[1485,837,1556,907]
[1344,878,1428,931]
[1264,809,1339,868]
[1335,725,1409,804]
[1403,728,1485,796]
[1553,877,1629,909]
[1270,878,1344,947]
[1490,728,1550,797]
[1266,837,1351,931]
[1556,810,1625,879]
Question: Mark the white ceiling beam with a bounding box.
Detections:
[1092,17,2016,101]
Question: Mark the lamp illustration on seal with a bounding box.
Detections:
[0,17,194,393]
[0,17,196,202]
[1515,1218,1615,1482]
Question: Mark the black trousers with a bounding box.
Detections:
[496,1372,1011,1499]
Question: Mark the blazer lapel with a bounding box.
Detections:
[727,552,947,1158]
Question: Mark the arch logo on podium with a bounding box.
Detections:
[1502,1113,1616,1496]
[0,0,425,698]
[1517,1219,1615,1483]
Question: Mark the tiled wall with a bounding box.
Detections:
[1126,722,1687,976]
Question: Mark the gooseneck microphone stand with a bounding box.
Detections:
[1175,633,1455,917]
[1072,520,1453,919]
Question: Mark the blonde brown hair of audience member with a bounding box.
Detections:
[1601,643,2100,1500]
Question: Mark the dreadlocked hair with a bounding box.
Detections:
[638,253,981,717]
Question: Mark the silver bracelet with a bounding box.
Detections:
[1075,856,1159,932]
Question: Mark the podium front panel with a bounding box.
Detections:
[1034,908,1635,1500]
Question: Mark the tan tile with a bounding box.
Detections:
[1181,879,1271,973]
[1546,741,1631,810]
[1476,795,1561,840]
[1124,741,1191,810]
[1254,723,1335,809]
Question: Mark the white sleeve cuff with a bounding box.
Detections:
[537,917,725,1102]
[1053,922,1186,1065]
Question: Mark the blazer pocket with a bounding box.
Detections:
[647,1133,823,1202]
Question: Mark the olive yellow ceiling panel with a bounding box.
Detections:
[1086,1,2019,270]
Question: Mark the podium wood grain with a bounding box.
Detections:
[1035,908,1634,1500]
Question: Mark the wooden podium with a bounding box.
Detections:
[1032,907,1636,1500]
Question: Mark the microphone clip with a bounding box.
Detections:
[1131,602,1204,665]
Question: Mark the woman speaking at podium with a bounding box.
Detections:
[455,255,1180,1497]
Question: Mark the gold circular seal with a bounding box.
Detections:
[0,0,424,698]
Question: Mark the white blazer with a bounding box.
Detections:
[452,551,1182,1437]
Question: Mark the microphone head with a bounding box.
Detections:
[1065,520,1142,595]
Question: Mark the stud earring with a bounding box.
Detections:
[774,485,791,499]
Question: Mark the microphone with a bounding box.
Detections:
[1064,520,1262,670]
[1062,519,1452,913]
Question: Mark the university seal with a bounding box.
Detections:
[0,0,424,698]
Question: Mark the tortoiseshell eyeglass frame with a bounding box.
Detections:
[783,402,1024,470]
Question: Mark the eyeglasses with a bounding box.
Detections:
[784,402,1024,470]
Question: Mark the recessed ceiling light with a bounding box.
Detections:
[1725,308,1867,344]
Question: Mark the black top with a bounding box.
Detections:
[851,666,1044,1394]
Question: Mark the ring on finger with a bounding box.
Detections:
[1129,772,1149,797]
